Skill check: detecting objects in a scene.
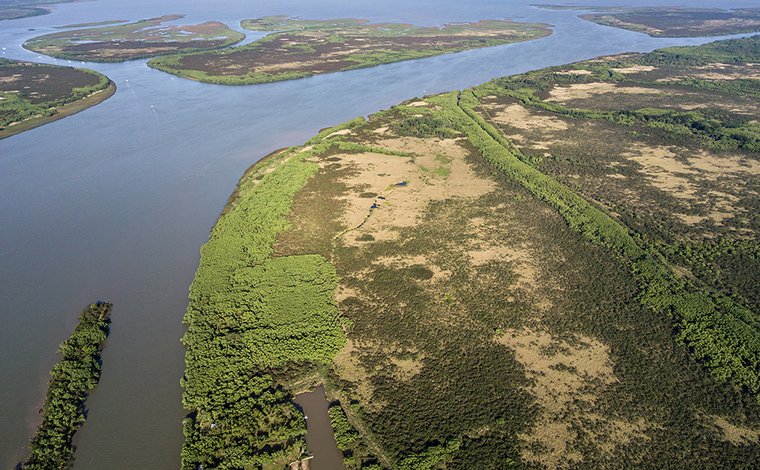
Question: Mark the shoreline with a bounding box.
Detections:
[0,81,116,140]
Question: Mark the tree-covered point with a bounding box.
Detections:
[21,302,112,469]
[655,34,760,64]
[182,34,760,467]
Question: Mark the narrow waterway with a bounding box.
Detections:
[1,0,758,467]
[294,386,346,470]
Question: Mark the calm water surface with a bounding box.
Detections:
[1,0,758,467]
[294,386,345,470]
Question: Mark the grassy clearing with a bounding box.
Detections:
[22,303,112,469]
[445,87,760,400]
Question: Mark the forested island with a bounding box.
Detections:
[0,58,114,139]
[21,302,112,469]
[23,15,245,62]
[147,16,552,85]
[183,35,760,468]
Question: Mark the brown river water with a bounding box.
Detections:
[295,386,346,470]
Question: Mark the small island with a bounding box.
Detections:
[22,302,112,469]
[147,16,552,85]
[0,58,115,139]
[23,14,245,62]
[543,6,760,37]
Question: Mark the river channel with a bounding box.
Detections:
[1,0,757,467]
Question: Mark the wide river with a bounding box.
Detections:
[1,0,757,467]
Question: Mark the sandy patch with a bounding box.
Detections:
[327,129,353,137]
[625,145,698,198]
[624,144,758,227]
[555,69,593,75]
[486,102,568,132]
[468,244,538,290]
[546,82,662,103]
[693,63,760,81]
[336,286,362,303]
[332,136,495,244]
[388,353,425,381]
[712,416,760,445]
[688,150,760,175]
[496,328,617,468]
[0,74,23,84]
[333,340,384,411]
[676,101,760,115]
[611,65,656,74]
[694,71,760,80]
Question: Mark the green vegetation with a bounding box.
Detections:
[443,88,760,398]
[185,35,760,468]
[459,36,760,402]
[22,302,112,469]
[327,403,383,469]
[576,7,760,37]
[273,96,760,466]
[147,17,551,85]
[485,53,760,152]
[182,138,348,468]
[0,58,114,139]
[0,5,46,20]
[24,15,244,62]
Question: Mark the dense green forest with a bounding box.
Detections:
[22,302,112,469]
[181,135,350,468]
